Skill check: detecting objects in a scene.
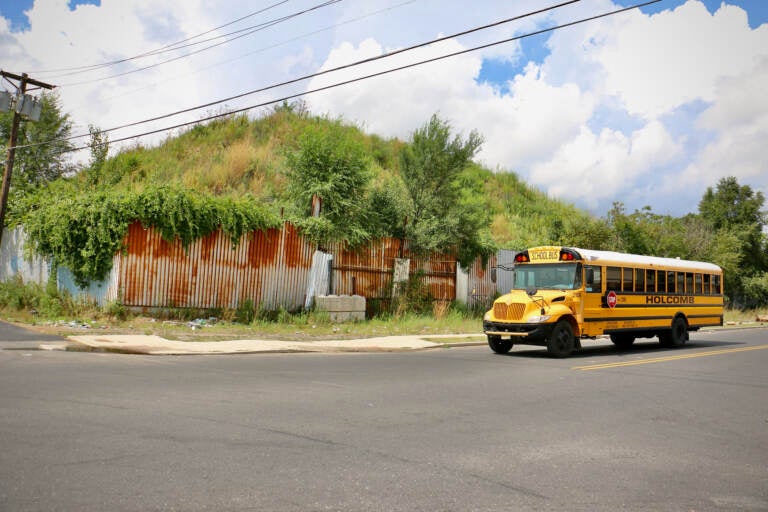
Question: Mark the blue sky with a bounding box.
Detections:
[1,0,766,218]
[621,0,768,27]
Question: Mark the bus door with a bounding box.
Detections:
[582,265,603,336]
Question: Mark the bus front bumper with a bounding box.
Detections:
[483,320,555,343]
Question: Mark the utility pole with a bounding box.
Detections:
[0,71,55,248]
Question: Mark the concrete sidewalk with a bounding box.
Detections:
[57,333,487,355]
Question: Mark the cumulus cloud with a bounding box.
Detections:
[528,120,682,208]
[307,37,486,137]
[1,0,766,216]
[675,55,768,188]
[597,1,767,119]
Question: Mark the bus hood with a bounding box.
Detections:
[489,289,572,323]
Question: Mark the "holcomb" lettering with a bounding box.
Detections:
[645,295,695,304]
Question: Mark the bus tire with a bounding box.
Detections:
[547,321,575,358]
[610,333,635,349]
[487,335,512,354]
[659,316,688,347]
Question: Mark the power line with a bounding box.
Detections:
[63,0,418,116]
[30,0,292,75]
[15,0,661,155]
[53,0,342,86]
[13,0,579,150]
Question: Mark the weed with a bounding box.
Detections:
[234,298,256,324]
[104,300,128,321]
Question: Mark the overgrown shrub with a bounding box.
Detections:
[0,275,79,318]
[391,272,434,317]
[16,186,280,287]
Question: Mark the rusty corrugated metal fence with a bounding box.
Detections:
[119,222,314,310]
[116,221,489,312]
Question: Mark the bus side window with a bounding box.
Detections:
[606,267,621,291]
[635,268,645,292]
[586,266,602,293]
[622,268,633,292]
[677,272,685,295]
[703,274,711,295]
[713,274,721,294]
[658,271,667,293]
[667,271,676,293]
[646,269,656,293]
[695,273,703,295]
[686,272,694,293]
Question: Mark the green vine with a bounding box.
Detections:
[19,186,279,287]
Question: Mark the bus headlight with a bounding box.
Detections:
[527,315,551,323]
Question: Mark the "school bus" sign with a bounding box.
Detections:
[528,248,560,262]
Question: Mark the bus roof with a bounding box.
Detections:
[571,247,722,272]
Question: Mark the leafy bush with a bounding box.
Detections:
[0,275,80,318]
[17,186,280,287]
[391,272,434,317]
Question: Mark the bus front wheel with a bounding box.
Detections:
[659,316,688,347]
[488,335,513,354]
[547,321,575,358]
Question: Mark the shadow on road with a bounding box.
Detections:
[500,338,747,360]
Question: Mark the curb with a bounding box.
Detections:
[62,338,488,355]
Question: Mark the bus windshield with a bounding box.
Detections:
[513,263,582,291]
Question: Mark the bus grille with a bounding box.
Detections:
[494,302,526,321]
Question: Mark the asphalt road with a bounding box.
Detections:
[1,327,766,511]
[0,320,64,347]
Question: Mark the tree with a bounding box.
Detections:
[399,114,494,266]
[88,125,109,169]
[698,176,767,306]
[699,176,765,231]
[605,202,652,255]
[84,124,111,187]
[285,119,373,245]
[0,92,74,190]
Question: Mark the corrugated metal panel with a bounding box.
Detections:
[464,254,497,311]
[326,239,459,302]
[328,238,403,298]
[305,251,333,309]
[56,258,119,306]
[496,249,517,295]
[118,222,314,310]
[0,226,50,285]
[410,255,456,300]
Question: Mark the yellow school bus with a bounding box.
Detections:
[484,246,723,357]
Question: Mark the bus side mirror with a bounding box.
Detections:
[490,268,497,283]
[586,268,594,285]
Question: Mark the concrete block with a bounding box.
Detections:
[316,295,366,322]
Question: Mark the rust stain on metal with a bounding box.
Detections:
[119,222,314,309]
[117,221,490,311]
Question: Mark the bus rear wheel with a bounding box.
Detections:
[610,333,635,349]
[659,316,688,347]
[487,335,513,354]
[547,321,575,358]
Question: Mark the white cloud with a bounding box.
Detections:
[307,37,486,137]
[675,55,768,188]
[1,0,766,217]
[528,120,682,209]
[597,1,767,119]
